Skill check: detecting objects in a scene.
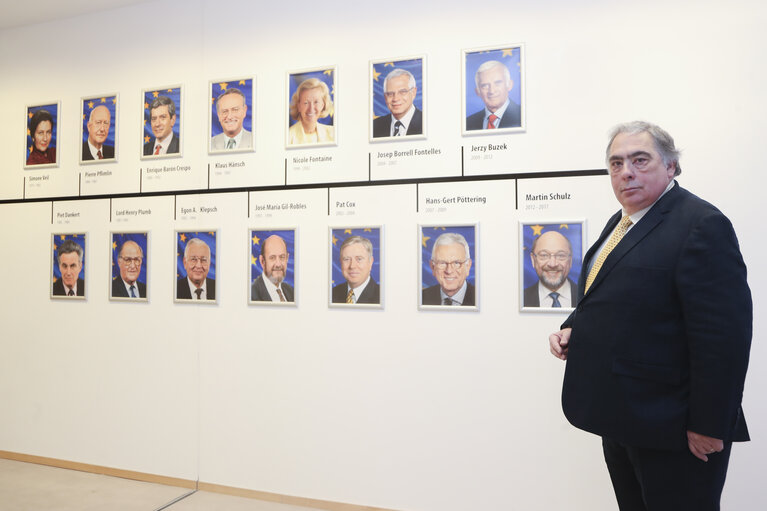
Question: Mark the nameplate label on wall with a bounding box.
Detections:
[178,205,219,221]
[522,190,573,212]
[423,194,488,213]
[55,211,81,225]
[464,142,512,172]
[82,169,114,185]
[253,201,308,219]
[212,160,246,176]
[289,154,334,172]
[373,146,442,168]
[143,164,193,181]
[114,208,152,223]
[27,174,51,188]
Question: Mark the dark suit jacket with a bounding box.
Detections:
[332,279,380,304]
[251,275,294,302]
[373,108,423,138]
[82,141,115,160]
[466,100,521,130]
[177,277,215,300]
[111,278,146,298]
[143,134,180,156]
[561,182,751,451]
[523,279,577,307]
[52,278,85,296]
[422,283,475,306]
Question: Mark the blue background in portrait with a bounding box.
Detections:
[331,228,380,287]
[522,223,583,289]
[52,233,86,282]
[27,103,59,159]
[421,226,476,289]
[465,47,522,116]
[143,87,181,144]
[82,96,117,147]
[372,58,423,119]
[250,229,295,288]
[288,69,335,127]
[210,79,253,137]
[112,232,148,284]
[176,231,217,280]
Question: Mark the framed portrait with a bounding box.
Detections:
[80,94,118,164]
[209,77,255,155]
[461,44,525,136]
[51,233,86,300]
[25,102,60,169]
[370,55,426,142]
[110,232,149,302]
[419,224,478,311]
[329,227,382,308]
[248,228,296,306]
[286,66,336,148]
[175,230,217,304]
[519,220,585,312]
[141,85,183,160]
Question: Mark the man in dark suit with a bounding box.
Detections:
[465,60,521,131]
[251,234,294,302]
[177,238,215,301]
[549,121,752,510]
[52,239,85,297]
[422,232,475,306]
[373,68,423,138]
[111,239,146,298]
[331,235,379,304]
[143,96,180,156]
[523,230,578,308]
[81,105,115,161]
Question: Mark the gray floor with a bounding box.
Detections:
[0,459,320,511]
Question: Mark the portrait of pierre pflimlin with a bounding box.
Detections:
[175,231,217,303]
[25,102,60,170]
[51,233,86,300]
[80,94,118,164]
[111,232,148,302]
[370,56,425,141]
[209,78,254,154]
[419,225,478,310]
[286,67,336,148]
[329,227,382,308]
[142,86,182,159]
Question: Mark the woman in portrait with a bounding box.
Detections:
[288,78,335,145]
[26,109,56,165]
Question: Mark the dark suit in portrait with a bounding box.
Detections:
[52,278,85,297]
[176,277,216,300]
[523,279,578,307]
[422,283,475,306]
[332,279,380,304]
[143,135,180,156]
[82,142,115,161]
[465,100,521,131]
[251,275,294,302]
[111,278,146,298]
[372,108,423,138]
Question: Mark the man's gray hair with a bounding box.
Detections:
[215,87,246,111]
[474,60,511,88]
[431,232,471,261]
[339,236,373,258]
[149,96,176,118]
[57,239,83,263]
[383,68,416,91]
[606,121,682,176]
[184,238,210,259]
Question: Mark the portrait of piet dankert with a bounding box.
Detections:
[420,225,478,310]
[176,231,217,303]
[81,95,117,163]
[250,229,296,305]
[287,68,336,148]
[330,227,381,307]
[520,221,584,311]
[51,233,86,299]
[25,102,60,169]
[210,78,254,154]
[371,57,425,140]
[111,232,148,301]
[462,45,524,135]
[142,86,182,159]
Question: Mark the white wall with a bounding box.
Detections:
[0,1,764,510]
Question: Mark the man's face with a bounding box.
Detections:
[340,243,373,289]
[33,120,52,152]
[216,93,247,137]
[608,131,675,215]
[475,64,513,112]
[183,243,210,287]
[87,106,111,147]
[430,242,472,297]
[384,74,416,120]
[118,242,143,285]
[59,252,82,289]
[297,87,324,125]
[530,232,572,292]
[150,105,176,141]
[260,236,289,285]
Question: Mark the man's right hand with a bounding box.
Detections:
[549,328,572,360]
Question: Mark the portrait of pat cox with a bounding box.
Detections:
[520,221,584,311]
[110,232,148,301]
[51,233,87,300]
[175,231,217,303]
[419,225,478,310]
[142,86,182,159]
[249,229,296,305]
[329,227,382,308]
[370,56,425,141]
[462,45,524,135]
[25,102,60,169]
[81,94,118,164]
[209,78,254,154]
[286,68,336,148]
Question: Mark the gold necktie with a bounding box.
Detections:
[585,216,632,293]
[276,288,286,302]
[346,288,354,304]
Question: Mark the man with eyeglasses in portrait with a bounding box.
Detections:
[524,230,577,308]
[177,238,215,301]
[422,232,474,306]
[373,68,423,138]
[211,88,251,151]
[112,240,146,298]
[82,105,114,161]
[251,234,293,303]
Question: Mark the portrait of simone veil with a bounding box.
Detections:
[419,225,478,310]
[26,102,60,169]
[209,78,254,154]
[287,68,336,148]
[330,227,382,308]
[51,233,86,300]
[81,95,118,164]
[175,231,217,303]
[370,56,425,141]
